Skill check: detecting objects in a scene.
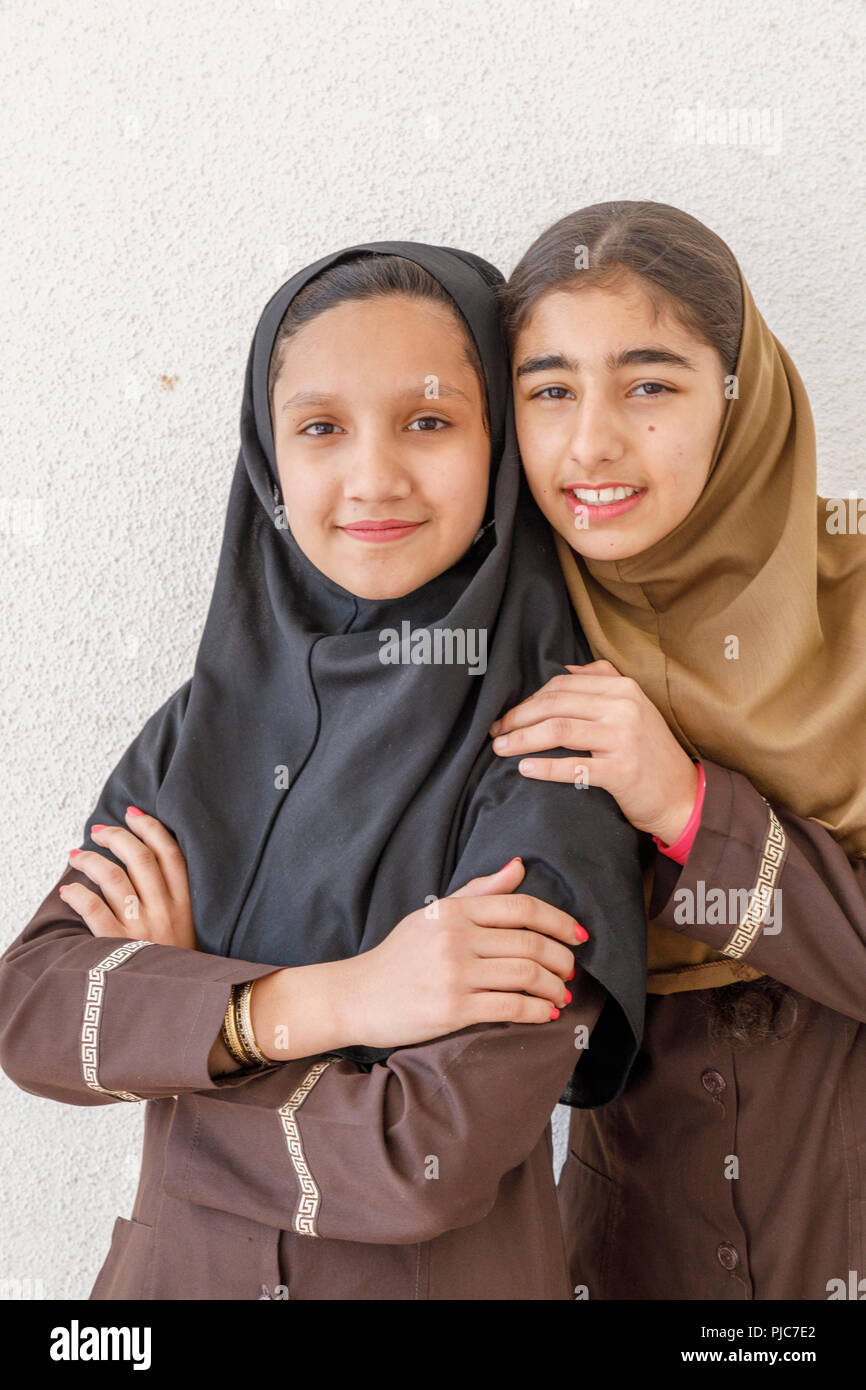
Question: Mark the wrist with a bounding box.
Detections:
[652,759,702,848]
[304,956,361,1053]
[252,961,358,1060]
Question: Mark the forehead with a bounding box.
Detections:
[517,280,696,350]
[277,295,468,373]
[525,282,686,336]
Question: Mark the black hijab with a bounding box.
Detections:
[80,241,647,1106]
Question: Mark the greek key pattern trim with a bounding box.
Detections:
[278,1058,334,1237]
[720,802,786,959]
[82,940,155,1100]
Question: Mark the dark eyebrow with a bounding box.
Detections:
[515,353,578,379]
[610,347,698,371]
[281,381,472,411]
[515,346,698,378]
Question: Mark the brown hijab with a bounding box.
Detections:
[553,266,866,991]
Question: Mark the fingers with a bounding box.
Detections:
[492,714,601,757]
[489,663,626,737]
[469,924,576,980]
[461,990,569,1026]
[516,755,597,786]
[63,811,196,951]
[93,809,189,906]
[460,892,589,946]
[57,881,128,938]
[67,845,137,925]
[468,953,573,1007]
[118,807,191,904]
[451,857,525,899]
[71,809,190,923]
[78,826,163,916]
[492,689,608,739]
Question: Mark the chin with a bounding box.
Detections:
[345,569,433,602]
[557,526,648,562]
[574,537,646,561]
[352,583,416,601]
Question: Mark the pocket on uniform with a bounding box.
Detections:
[89,1216,155,1300]
[147,1193,283,1301]
[556,1149,617,1301]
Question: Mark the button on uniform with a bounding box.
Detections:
[717,1242,740,1270]
[701,1069,726,1096]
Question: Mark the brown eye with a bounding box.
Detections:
[630,383,672,398]
[532,386,571,401]
[407,417,448,431]
[301,421,341,435]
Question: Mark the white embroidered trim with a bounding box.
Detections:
[82,940,155,1100]
[278,1058,334,1237]
[720,802,787,959]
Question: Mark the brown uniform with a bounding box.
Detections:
[0,867,613,1301]
[560,757,866,1300]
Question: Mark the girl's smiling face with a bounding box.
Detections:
[271,294,490,600]
[512,273,728,561]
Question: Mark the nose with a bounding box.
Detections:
[566,387,626,474]
[342,421,412,502]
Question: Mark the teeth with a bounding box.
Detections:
[571,486,641,504]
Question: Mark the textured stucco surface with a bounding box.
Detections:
[1,0,864,1299]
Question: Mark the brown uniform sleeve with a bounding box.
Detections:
[648,757,866,1022]
[161,969,607,1245]
[0,864,285,1106]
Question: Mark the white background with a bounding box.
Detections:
[2,0,864,1298]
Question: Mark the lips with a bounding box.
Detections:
[570,485,642,504]
[562,484,647,522]
[339,519,425,543]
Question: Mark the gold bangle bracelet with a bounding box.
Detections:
[220,1023,246,1067]
[221,986,255,1067]
[235,979,269,1065]
[220,1012,249,1067]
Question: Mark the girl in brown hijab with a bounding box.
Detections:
[487,201,866,1299]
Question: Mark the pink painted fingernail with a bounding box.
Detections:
[126,805,145,816]
[58,885,67,896]
[574,921,589,943]
[550,1006,560,1021]
[563,989,572,1005]
[91,824,107,833]
[68,848,81,857]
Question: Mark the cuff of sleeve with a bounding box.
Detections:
[98,949,285,1096]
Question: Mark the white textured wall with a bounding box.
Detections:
[2,0,864,1299]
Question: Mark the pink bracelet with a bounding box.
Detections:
[652,761,706,865]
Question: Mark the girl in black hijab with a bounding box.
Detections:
[1,243,646,1300]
